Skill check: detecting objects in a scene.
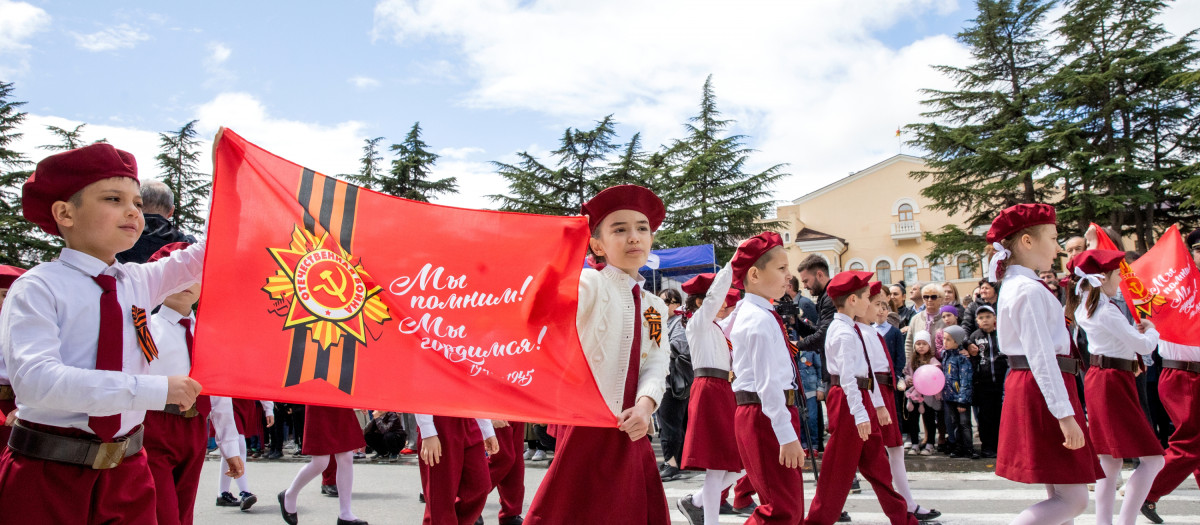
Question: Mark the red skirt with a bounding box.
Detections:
[1084,366,1164,458]
[231,398,262,438]
[878,383,904,448]
[302,405,366,456]
[996,370,1104,484]
[525,425,670,525]
[681,376,741,472]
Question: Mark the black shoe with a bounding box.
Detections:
[949,450,965,458]
[336,519,368,525]
[733,502,757,516]
[676,494,704,525]
[659,464,681,482]
[1141,501,1164,524]
[278,492,297,525]
[474,518,484,525]
[838,511,852,522]
[239,491,258,511]
[980,450,996,458]
[216,492,240,507]
[321,484,339,497]
[418,492,425,503]
[498,517,524,525]
[719,501,738,515]
[850,478,861,494]
[970,451,981,460]
[914,507,942,521]
[265,451,284,460]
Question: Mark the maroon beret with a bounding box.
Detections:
[0,265,26,289]
[985,203,1056,244]
[724,288,741,308]
[1070,249,1125,276]
[869,281,883,298]
[581,185,665,233]
[146,241,192,264]
[826,270,875,300]
[23,143,139,236]
[682,273,716,296]
[731,232,783,289]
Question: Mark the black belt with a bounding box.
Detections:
[161,404,201,418]
[1007,355,1080,375]
[0,385,13,401]
[1163,359,1200,374]
[830,375,875,391]
[874,373,894,388]
[694,367,731,381]
[1090,354,1139,373]
[8,422,144,470]
[734,390,797,406]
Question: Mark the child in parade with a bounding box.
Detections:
[415,414,498,525]
[279,405,369,525]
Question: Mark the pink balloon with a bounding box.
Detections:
[913,364,946,396]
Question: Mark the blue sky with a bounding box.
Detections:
[2,1,1196,209]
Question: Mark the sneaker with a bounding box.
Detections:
[921,445,934,456]
[353,452,366,459]
[531,450,547,461]
[238,491,258,511]
[523,448,536,460]
[733,501,758,516]
[660,464,681,482]
[676,494,704,525]
[1141,501,1164,524]
[265,450,283,460]
[838,511,852,522]
[719,501,739,515]
[850,478,861,494]
[321,484,339,497]
[216,492,240,507]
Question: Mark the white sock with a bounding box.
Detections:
[1118,455,1164,525]
[888,446,917,512]
[334,451,357,521]
[219,436,248,495]
[284,455,330,513]
[1095,455,1122,525]
[1009,484,1088,525]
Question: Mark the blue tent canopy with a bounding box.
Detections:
[638,244,717,279]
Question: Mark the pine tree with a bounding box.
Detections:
[603,132,659,188]
[907,0,1059,260]
[348,137,385,190]
[490,116,621,216]
[40,124,89,151]
[380,122,456,202]
[155,120,210,234]
[661,76,785,260]
[0,81,59,266]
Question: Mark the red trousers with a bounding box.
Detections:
[0,398,15,450]
[0,427,156,524]
[734,404,805,524]
[418,416,490,525]
[721,474,758,508]
[487,422,526,520]
[805,387,915,525]
[144,411,207,525]
[323,460,337,486]
[1148,369,1200,502]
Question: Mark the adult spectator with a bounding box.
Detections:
[890,284,916,331]
[942,281,964,318]
[1064,235,1087,261]
[777,276,818,339]
[794,255,835,356]
[1189,228,1200,266]
[960,279,997,336]
[904,283,946,358]
[117,180,197,263]
[363,411,406,459]
[907,282,925,317]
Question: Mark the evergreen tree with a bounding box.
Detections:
[907,0,1059,260]
[0,81,59,266]
[661,76,785,260]
[348,137,385,190]
[603,132,659,188]
[40,123,89,151]
[381,122,456,202]
[490,116,622,215]
[155,120,210,235]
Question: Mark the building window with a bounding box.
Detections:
[782,232,791,243]
[849,261,865,271]
[902,258,918,284]
[876,261,892,285]
[930,258,946,282]
[957,255,975,279]
[898,203,914,222]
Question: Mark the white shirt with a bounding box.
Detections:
[148,307,241,459]
[825,314,883,425]
[730,293,798,445]
[414,414,496,441]
[1075,297,1159,360]
[997,264,1074,419]
[861,321,893,377]
[0,245,204,436]
[686,263,734,371]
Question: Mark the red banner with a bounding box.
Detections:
[191,128,617,427]
[1102,225,1200,347]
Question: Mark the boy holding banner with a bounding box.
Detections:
[0,143,204,522]
[524,185,671,525]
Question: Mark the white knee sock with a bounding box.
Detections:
[334,452,357,521]
[1095,455,1122,525]
[1118,455,1164,525]
[887,446,918,513]
[691,470,742,525]
[220,437,249,494]
[283,455,331,513]
[1010,484,1088,525]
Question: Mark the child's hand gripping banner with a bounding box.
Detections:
[191,128,617,427]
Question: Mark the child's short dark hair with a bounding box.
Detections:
[832,287,868,309]
[659,288,682,305]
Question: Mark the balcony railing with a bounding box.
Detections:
[890,220,922,242]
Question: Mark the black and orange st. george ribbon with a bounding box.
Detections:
[131,305,158,363]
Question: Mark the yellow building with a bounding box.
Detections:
[774,154,983,298]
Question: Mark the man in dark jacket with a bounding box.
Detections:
[117,180,197,263]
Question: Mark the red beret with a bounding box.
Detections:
[724,288,741,308]
[731,232,783,289]
[146,242,192,263]
[1070,249,1125,276]
[581,185,665,233]
[0,265,26,289]
[986,203,1056,244]
[869,281,883,298]
[681,273,715,296]
[23,143,139,236]
[826,270,875,300]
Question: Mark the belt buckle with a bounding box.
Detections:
[184,406,200,418]
[92,440,128,470]
[866,376,875,392]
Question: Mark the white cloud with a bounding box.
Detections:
[11,115,169,180]
[73,24,150,52]
[209,42,231,64]
[428,158,509,210]
[204,42,236,88]
[437,146,484,160]
[349,75,381,89]
[0,0,50,53]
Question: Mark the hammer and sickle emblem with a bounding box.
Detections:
[314,266,349,303]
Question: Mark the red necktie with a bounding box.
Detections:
[621,285,642,412]
[770,311,801,392]
[90,275,122,442]
[178,318,211,416]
